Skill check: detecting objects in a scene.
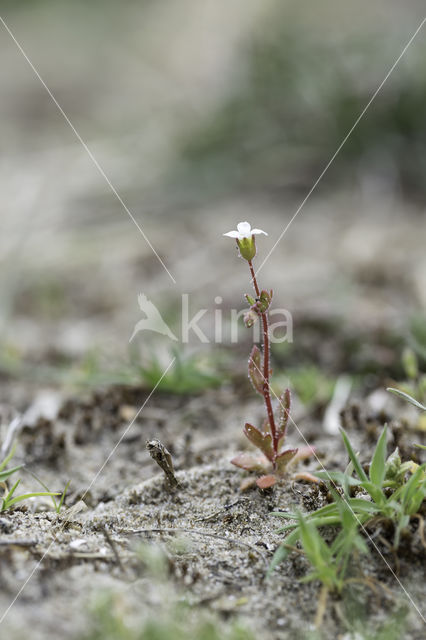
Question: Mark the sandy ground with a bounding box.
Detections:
[0,2,425,638]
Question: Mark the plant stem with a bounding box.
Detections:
[248,260,278,461]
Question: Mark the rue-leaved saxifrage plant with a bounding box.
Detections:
[224,221,313,489]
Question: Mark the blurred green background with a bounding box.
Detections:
[0,0,425,386]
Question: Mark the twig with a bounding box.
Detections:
[314,584,329,629]
[146,439,179,488]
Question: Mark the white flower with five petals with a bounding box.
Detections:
[223,221,267,240]
[223,221,267,261]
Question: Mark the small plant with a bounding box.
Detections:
[0,447,60,512]
[295,495,368,594]
[271,425,426,570]
[224,222,313,488]
[27,471,71,514]
[290,496,369,629]
[387,346,426,410]
[1,479,60,512]
[0,446,24,484]
[387,379,426,448]
[135,347,223,395]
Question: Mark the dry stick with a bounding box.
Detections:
[247,260,278,458]
[119,527,267,566]
[314,584,329,629]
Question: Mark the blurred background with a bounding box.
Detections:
[1,0,425,392]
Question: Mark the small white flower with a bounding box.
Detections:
[223,221,267,240]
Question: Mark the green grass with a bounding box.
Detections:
[271,425,426,571]
[0,446,60,512]
[132,348,224,395]
[0,343,226,395]
[293,495,368,594]
[171,6,426,201]
[274,366,336,408]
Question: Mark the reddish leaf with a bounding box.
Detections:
[248,345,264,395]
[293,445,316,462]
[256,475,276,489]
[240,477,257,491]
[231,452,269,473]
[294,471,320,484]
[244,423,274,461]
[277,389,291,440]
[275,448,298,474]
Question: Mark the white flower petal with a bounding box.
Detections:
[251,228,268,236]
[236,221,252,238]
[223,230,240,238]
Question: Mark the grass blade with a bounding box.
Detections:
[340,428,368,482]
[369,425,388,488]
[387,388,426,411]
[0,464,24,482]
[5,492,60,509]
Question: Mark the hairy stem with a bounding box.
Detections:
[248,260,278,462]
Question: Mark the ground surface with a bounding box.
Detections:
[0,374,425,639]
[1,2,426,638]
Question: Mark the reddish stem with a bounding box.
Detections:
[248,260,278,463]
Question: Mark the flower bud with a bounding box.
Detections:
[244,309,258,328]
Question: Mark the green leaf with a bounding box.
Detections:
[57,481,71,512]
[369,425,388,488]
[257,289,272,313]
[268,528,300,574]
[360,481,386,507]
[0,464,24,483]
[297,512,331,568]
[313,470,359,487]
[399,465,426,512]
[340,428,368,482]
[2,479,21,511]
[0,445,17,472]
[5,492,60,509]
[387,388,426,411]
